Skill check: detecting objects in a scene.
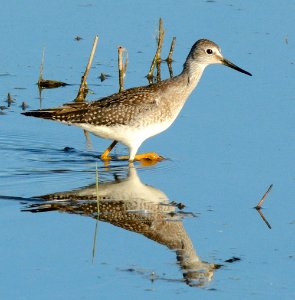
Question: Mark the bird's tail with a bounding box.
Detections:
[22,102,89,122]
[22,109,57,120]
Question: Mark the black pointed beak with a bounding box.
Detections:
[222,58,252,76]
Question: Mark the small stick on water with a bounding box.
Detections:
[165,37,176,62]
[147,18,165,82]
[118,46,128,92]
[255,184,273,209]
[75,35,99,102]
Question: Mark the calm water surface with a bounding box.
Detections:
[0,1,295,299]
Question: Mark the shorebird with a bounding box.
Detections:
[23,39,251,161]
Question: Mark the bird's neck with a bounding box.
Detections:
[180,57,206,94]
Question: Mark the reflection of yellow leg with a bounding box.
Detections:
[100,140,118,161]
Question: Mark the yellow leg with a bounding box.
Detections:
[100,140,118,161]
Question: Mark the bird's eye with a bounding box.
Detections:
[206,49,213,54]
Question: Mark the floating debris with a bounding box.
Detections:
[6,93,15,106]
[20,101,29,111]
[224,257,241,263]
[285,36,288,44]
[38,79,67,89]
[99,72,110,82]
[170,201,186,210]
[63,146,75,152]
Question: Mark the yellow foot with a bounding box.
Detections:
[134,152,164,162]
[119,152,164,164]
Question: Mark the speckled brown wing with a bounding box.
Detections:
[22,85,158,126]
[78,86,159,126]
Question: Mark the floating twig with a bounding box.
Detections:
[74,35,83,41]
[37,48,67,89]
[118,46,128,92]
[255,184,273,209]
[75,35,99,102]
[147,18,165,82]
[38,79,67,89]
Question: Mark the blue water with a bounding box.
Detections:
[0,1,295,299]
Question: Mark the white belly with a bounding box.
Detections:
[77,120,172,149]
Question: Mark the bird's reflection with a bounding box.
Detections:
[24,165,219,287]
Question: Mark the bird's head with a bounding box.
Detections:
[186,39,252,76]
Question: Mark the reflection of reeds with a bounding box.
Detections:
[92,163,100,263]
[95,163,100,215]
[256,208,272,229]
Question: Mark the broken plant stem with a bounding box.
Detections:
[75,35,99,102]
[147,18,165,82]
[118,46,128,92]
[255,184,273,209]
[38,48,45,83]
[165,36,176,62]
